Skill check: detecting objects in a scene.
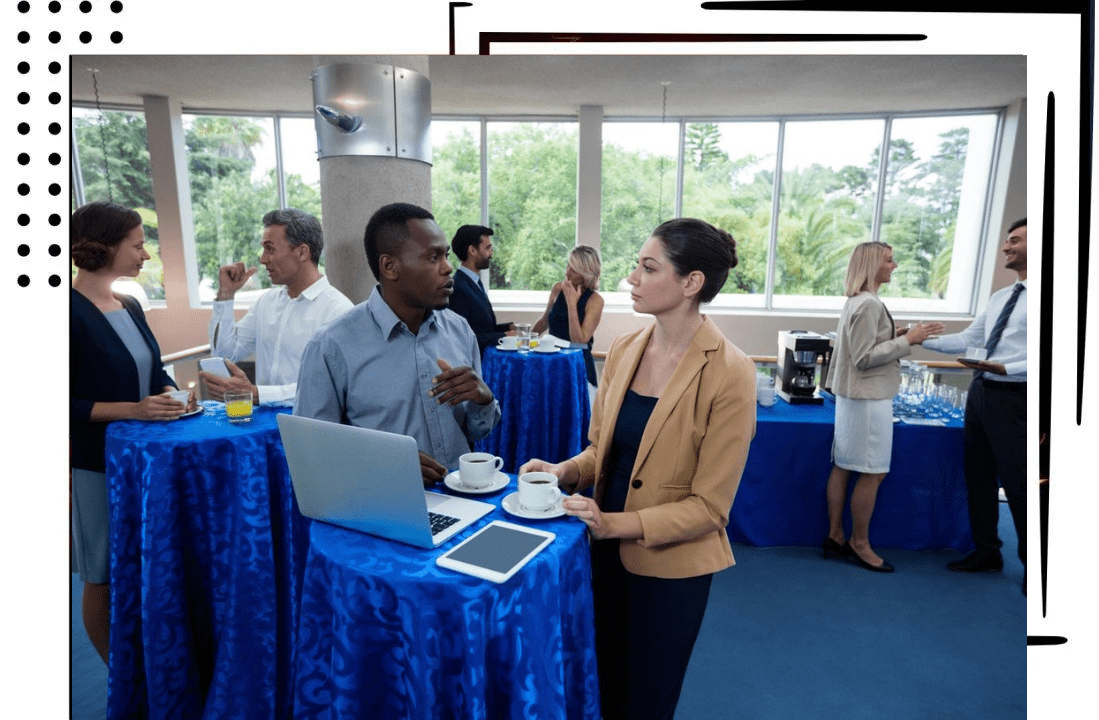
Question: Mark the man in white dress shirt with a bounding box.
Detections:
[923,218,1027,585]
[201,208,353,405]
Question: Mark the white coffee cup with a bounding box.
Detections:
[167,390,190,406]
[518,472,560,512]
[458,452,503,488]
[965,347,988,361]
[498,336,520,350]
[757,386,776,407]
[534,341,557,353]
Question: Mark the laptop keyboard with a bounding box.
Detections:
[428,511,461,536]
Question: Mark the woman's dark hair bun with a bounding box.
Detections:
[71,201,143,272]
[652,218,738,303]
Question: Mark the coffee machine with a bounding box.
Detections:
[776,330,833,404]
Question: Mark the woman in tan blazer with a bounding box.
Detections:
[520,218,756,720]
[822,241,942,572]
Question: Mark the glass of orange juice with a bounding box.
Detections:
[224,391,253,424]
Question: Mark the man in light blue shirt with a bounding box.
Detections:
[923,218,1027,587]
[295,203,500,485]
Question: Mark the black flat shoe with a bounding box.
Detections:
[822,538,849,559]
[844,542,894,573]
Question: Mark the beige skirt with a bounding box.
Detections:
[832,395,894,474]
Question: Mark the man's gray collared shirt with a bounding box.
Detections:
[294,286,501,469]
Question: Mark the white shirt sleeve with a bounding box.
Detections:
[209,299,257,362]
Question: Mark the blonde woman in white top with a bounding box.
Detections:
[823,242,943,572]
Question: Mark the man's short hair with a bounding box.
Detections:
[363,203,436,279]
[1008,217,1027,233]
[263,208,324,265]
[451,225,494,262]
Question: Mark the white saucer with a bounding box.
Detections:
[155,406,204,421]
[496,345,520,352]
[443,471,510,494]
[532,346,560,354]
[500,491,566,520]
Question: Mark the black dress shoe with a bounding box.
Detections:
[844,542,894,573]
[947,551,1003,573]
[822,537,849,559]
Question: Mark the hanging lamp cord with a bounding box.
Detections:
[91,69,114,203]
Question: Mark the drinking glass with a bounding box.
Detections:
[224,391,253,424]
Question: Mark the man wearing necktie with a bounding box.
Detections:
[924,219,1027,585]
[448,225,515,356]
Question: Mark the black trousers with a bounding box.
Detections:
[591,540,714,720]
[963,376,1026,564]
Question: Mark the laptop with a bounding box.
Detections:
[276,413,494,548]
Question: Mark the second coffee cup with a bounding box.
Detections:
[458,452,503,488]
[518,471,560,512]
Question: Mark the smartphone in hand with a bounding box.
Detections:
[199,357,232,378]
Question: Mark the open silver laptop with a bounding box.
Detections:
[276,413,494,548]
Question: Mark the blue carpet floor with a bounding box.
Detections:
[71,510,1024,719]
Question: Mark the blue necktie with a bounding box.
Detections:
[983,283,1024,357]
[477,277,488,298]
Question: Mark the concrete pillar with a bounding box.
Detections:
[312,56,431,303]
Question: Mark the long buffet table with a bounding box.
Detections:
[731,395,972,551]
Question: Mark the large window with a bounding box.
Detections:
[72,107,163,301]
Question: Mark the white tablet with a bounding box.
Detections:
[435,520,555,584]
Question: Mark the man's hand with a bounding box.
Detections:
[418,452,447,486]
[199,358,259,402]
[215,262,258,301]
[956,358,1008,376]
[429,358,493,406]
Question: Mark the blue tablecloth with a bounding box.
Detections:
[293,476,601,719]
[105,401,308,719]
[730,397,972,551]
[477,346,591,473]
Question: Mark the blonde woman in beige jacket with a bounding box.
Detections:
[823,242,943,572]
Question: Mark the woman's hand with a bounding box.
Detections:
[561,280,581,308]
[518,458,579,493]
[905,321,945,345]
[562,494,610,538]
[132,393,187,421]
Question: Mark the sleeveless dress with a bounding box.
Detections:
[547,287,598,387]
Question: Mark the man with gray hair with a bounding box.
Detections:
[202,208,353,405]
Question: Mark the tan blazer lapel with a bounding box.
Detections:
[631,318,721,476]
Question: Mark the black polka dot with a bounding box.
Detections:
[17,245,30,257]
[80,31,92,43]
[49,153,61,165]
[110,31,123,43]
[18,92,30,104]
[49,184,61,196]
[18,215,31,227]
[111,1,123,11]
[17,275,30,288]
[18,1,30,13]
[17,62,30,74]
[49,275,62,287]
[17,184,30,196]
[49,122,62,135]
[49,62,61,74]
[49,92,61,104]
[17,123,30,135]
[18,31,30,44]
[49,244,62,256]
[17,153,30,165]
[49,31,61,44]
[49,1,62,11]
[49,214,61,226]
[81,1,93,11]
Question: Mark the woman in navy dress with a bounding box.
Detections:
[532,245,605,398]
[70,201,195,662]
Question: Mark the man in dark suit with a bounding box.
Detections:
[448,225,514,355]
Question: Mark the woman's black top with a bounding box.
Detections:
[600,389,659,514]
[547,287,598,387]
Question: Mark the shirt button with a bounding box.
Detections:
[631,479,642,489]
